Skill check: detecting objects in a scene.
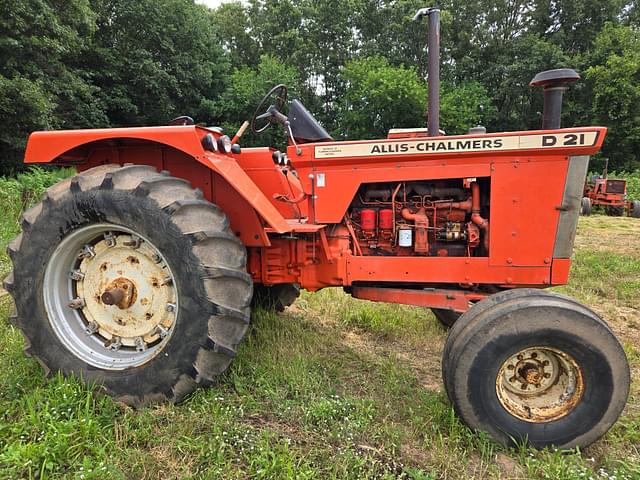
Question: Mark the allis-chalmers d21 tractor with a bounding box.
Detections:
[580,160,640,217]
[5,9,630,450]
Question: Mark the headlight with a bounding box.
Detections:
[217,135,232,154]
[201,133,218,152]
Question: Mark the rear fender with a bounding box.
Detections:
[24,126,290,237]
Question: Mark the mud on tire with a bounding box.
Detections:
[4,164,252,407]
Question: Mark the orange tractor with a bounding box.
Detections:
[4,8,629,449]
[581,160,640,217]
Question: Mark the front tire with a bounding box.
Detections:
[443,291,629,448]
[580,197,592,216]
[4,164,252,406]
[631,200,640,218]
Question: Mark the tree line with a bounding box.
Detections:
[1,0,639,174]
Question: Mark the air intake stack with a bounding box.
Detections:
[530,69,580,130]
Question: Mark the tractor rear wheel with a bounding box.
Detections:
[252,283,300,312]
[580,197,591,216]
[4,164,252,407]
[631,200,640,218]
[442,290,629,448]
[605,205,624,216]
[431,308,460,328]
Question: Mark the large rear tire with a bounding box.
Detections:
[442,290,629,448]
[605,205,624,216]
[4,164,252,407]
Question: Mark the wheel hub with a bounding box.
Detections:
[101,278,136,309]
[44,224,178,370]
[496,346,584,423]
[75,232,177,348]
[501,349,559,395]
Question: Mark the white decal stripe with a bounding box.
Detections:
[314,131,599,159]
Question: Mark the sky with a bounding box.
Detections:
[195,0,236,9]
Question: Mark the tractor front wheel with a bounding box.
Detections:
[442,289,629,448]
[4,165,252,406]
[631,200,640,218]
[580,197,592,216]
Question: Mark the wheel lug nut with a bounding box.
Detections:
[530,352,537,358]
[68,297,86,309]
[134,337,147,352]
[68,270,85,281]
[107,336,122,351]
[542,360,549,366]
[165,303,176,313]
[507,364,515,370]
[152,253,162,263]
[104,232,116,247]
[123,235,141,249]
[155,325,169,339]
[85,321,99,335]
[79,245,96,259]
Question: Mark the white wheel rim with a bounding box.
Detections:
[496,346,584,423]
[43,223,178,370]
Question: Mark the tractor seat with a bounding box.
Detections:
[288,100,333,144]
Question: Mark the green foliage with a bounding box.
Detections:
[88,0,229,126]
[440,82,496,135]
[1,0,640,173]
[337,57,427,139]
[584,25,640,171]
[0,167,73,276]
[622,171,640,199]
[0,0,102,173]
[216,55,301,147]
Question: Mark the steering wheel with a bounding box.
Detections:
[251,84,288,134]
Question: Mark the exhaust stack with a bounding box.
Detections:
[413,7,440,137]
[530,69,580,130]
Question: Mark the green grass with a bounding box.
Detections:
[0,169,639,478]
[0,167,73,278]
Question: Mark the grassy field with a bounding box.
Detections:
[0,170,639,479]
